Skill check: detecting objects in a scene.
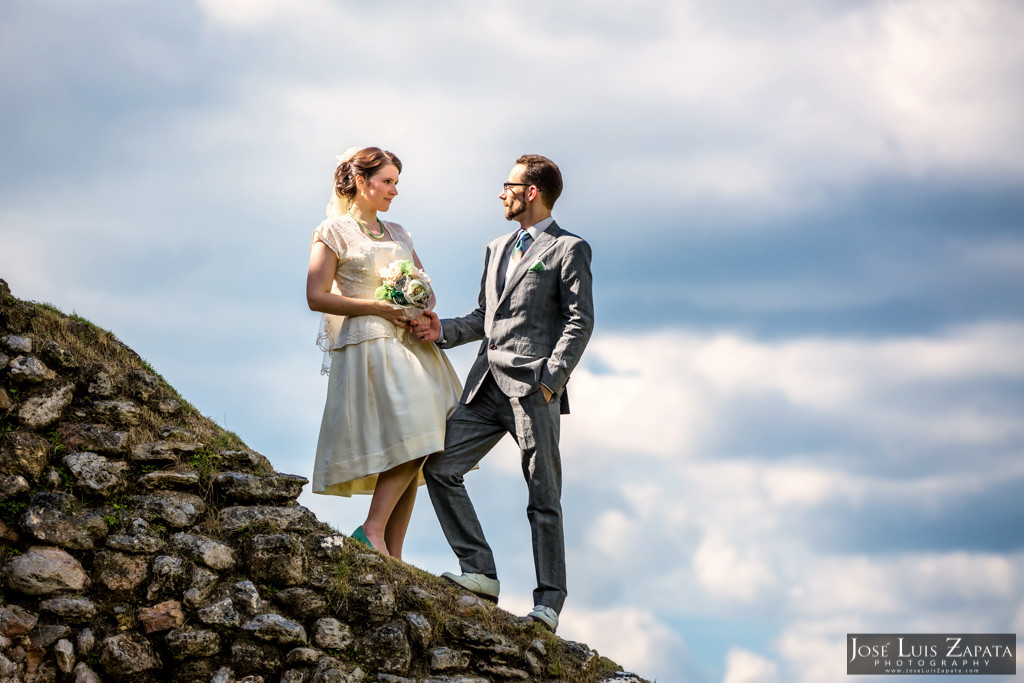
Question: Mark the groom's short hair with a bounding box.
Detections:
[517,154,562,209]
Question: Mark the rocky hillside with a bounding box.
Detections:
[0,279,650,683]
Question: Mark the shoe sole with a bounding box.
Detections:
[442,575,499,603]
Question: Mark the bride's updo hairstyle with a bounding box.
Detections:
[325,146,402,219]
[334,147,402,202]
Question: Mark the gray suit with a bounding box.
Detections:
[424,220,594,612]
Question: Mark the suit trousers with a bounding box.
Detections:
[424,372,566,612]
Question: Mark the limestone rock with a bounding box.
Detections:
[91,399,142,425]
[455,594,488,616]
[234,581,263,615]
[171,532,237,571]
[58,423,129,454]
[72,662,103,683]
[0,430,50,481]
[356,620,411,674]
[19,492,108,549]
[1,334,32,353]
[146,554,187,600]
[183,565,220,608]
[63,451,129,496]
[248,533,305,585]
[139,469,200,489]
[0,474,29,499]
[285,647,323,666]
[131,440,203,463]
[38,340,76,370]
[128,369,161,401]
[219,450,274,472]
[4,545,89,595]
[197,598,241,627]
[99,632,162,678]
[18,382,74,429]
[7,355,55,382]
[242,614,308,647]
[219,505,320,534]
[274,587,327,619]
[39,597,97,623]
[405,613,432,649]
[450,619,517,655]
[30,623,70,648]
[313,618,353,650]
[310,656,362,683]
[428,647,469,671]
[0,386,10,412]
[231,640,281,676]
[166,628,222,659]
[156,398,182,414]
[54,640,76,675]
[85,366,113,397]
[93,549,149,592]
[215,471,308,503]
[130,491,205,527]
[0,604,38,637]
[105,531,166,554]
[349,580,397,620]
[138,600,185,634]
[78,628,97,656]
[479,664,530,679]
[211,666,235,683]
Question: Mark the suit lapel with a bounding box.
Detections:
[497,222,559,306]
[490,232,518,301]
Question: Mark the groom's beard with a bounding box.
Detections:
[504,197,525,221]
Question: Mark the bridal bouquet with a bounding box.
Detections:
[375,260,432,320]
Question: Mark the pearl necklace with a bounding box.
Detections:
[348,209,388,240]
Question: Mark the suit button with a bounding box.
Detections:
[489,344,497,350]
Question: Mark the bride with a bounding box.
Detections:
[306,146,461,560]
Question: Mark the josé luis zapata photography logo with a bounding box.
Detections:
[847,634,1016,675]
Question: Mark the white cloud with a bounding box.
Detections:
[193,0,306,29]
[723,648,780,683]
[557,604,692,682]
[693,531,777,602]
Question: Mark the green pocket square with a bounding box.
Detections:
[528,261,545,272]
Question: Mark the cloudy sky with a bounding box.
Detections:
[2,1,1023,680]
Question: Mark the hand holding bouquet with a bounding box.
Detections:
[375,260,432,321]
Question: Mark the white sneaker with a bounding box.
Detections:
[441,572,500,603]
[527,604,559,632]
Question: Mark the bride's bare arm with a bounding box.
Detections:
[306,241,408,327]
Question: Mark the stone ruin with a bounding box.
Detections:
[0,279,649,683]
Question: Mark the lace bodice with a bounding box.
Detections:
[313,215,418,356]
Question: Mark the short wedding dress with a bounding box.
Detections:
[311,215,462,496]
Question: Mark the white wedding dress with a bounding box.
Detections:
[311,215,461,497]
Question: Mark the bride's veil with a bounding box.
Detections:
[316,146,361,374]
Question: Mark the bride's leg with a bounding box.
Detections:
[384,466,424,561]
[362,456,426,556]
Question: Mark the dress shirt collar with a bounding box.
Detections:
[519,216,554,241]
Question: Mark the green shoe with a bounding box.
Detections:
[351,526,373,550]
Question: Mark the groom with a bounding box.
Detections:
[411,154,594,633]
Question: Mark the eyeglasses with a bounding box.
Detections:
[502,182,531,192]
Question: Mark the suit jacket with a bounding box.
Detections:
[438,220,594,414]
